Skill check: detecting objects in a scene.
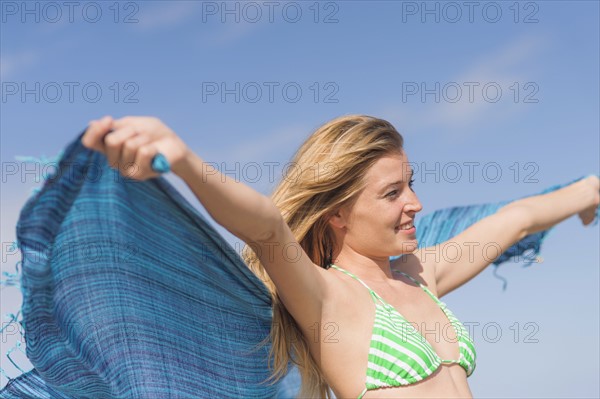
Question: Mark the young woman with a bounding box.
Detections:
[81,114,599,398]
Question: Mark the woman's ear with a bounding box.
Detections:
[327,208,346,230]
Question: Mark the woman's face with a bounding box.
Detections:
[332,151,423,259]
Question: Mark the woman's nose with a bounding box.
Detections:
[407,191,423,213]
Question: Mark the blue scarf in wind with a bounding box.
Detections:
[1,130,597,398]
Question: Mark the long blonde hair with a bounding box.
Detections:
[242,114,405,398]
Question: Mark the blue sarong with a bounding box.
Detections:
[1,130,597,398]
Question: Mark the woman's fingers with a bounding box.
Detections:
[111,116,142,130]
[130,142,161,180]
[112,116,158,137]
[128,136,182,180]
[81,115,188,181]
[82,115,114,152]
[103,126,137,170]
[120,133,154,177]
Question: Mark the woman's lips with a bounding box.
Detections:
[395,226,416,234]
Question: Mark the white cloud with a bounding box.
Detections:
[0,51,40,80]
[380,35,548,134]
[206,124,309,164]
[199,22,261,46]
[133,2,260,45]
[135,2,201,31]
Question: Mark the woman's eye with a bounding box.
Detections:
[387,179,416,198]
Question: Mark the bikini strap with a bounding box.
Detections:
[394,269,440,303]
[330,264,439,308]
[394,270,422,286]
[329,264,383,302]
[329,264,374,291]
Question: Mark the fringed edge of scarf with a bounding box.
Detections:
[490,174,599,290]
[1,152,65,388]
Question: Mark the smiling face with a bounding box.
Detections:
[328,150,423,260]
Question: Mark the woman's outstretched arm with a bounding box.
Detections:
[519,175,600,232]
[432,175,599,298]
[82,115,279,242]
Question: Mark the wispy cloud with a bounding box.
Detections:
[173,124,309,197]
[199,22,261,46]
[135,2,201,31]
[205,124,309,164]
[381,34,548,135]
[0,51,41,80]
[134,1,260,45]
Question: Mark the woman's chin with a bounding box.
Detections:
[397,240,418,253]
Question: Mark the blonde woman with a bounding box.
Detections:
[80,114,599,398]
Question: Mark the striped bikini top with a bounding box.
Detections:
[329,264,476,399]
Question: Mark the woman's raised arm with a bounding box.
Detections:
[82,115,328,329]
[82,115,279,242]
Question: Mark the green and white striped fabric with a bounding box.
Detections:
[329,264,476,399]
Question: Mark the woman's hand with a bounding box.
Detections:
[578,175,600,226]
[81,115,190,181]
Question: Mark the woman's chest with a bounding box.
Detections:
[314,282,465,396]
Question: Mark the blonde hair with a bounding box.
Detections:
[242,114,405,398]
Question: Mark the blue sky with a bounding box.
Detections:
[1,1,599,396]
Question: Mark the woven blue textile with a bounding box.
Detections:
[1,130,276,398]
[1,130,598,398]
